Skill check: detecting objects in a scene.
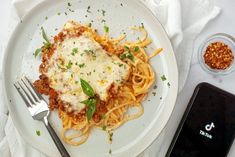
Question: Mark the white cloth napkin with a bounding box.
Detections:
[0,0,221,156]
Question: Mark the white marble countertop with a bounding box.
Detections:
[0,0,235,157]
[159,0,235,156]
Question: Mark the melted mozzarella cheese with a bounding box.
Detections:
[46,33,130,112]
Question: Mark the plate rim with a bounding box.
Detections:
[2,0,179,156]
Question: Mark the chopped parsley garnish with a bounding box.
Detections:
[36,130,41,136]
[141,22,144,28]
[57,12,61,15]
[152,92,156,96]
[72,48,78,53]
[153,85,157,89]
[45,16,48,20]
[101,9,106,16]
[68,8,74,12]
[102,125,107,131]
[134,46,139,52]
[67,2,71,7]
[104,26,109,33]
[161,75,167,81]
[34,48,42,58]
[160,97,162,100]
[75,81,79,84]
[109,132,113,142]
[66,60,73,69]
[124,46,130,51]
[57,63,66,70]
[109,149,112,154]
[87,72,92,76]
[167,82,171,87]
[84,49,94,54]
[87,6,91,13]
[71,48,78,55]
[101,19,106,23]
[120,46,134,62]
[88,23,92,27]
[78,63,85,68]
[114,62,124,67]
[120,3,123,7]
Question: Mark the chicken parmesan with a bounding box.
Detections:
[34,21,162,146]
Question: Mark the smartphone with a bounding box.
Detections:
[166,82,235,157]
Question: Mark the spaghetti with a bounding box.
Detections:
[33,21,162,146]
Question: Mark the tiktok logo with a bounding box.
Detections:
[205,122,215,131]
[199,122,215,139]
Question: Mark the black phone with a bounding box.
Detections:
[166,82,235,157]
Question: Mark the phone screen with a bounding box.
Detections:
[166,83,235,157]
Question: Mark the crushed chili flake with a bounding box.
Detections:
[203,42,234,70]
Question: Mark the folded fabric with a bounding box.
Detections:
[0,0,221,157]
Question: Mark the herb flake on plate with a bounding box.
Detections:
[87,6,91,13]
[101,10,106,16]
[36,130,41,136]
[104,25,109,33]
[161,75,167,81]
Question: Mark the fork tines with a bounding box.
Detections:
[14,76,43,107]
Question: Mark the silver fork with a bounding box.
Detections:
[14,76,70,157]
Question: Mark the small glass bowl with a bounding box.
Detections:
[198,33,235,75]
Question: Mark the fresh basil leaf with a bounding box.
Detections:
[43,42,51,49]
[87,102,96,120]
[80,78,95,97]
[41,27,50,43]
[34,48,41,58]
[80,98,94,105]
[81,98,97,120]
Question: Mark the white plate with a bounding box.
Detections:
[2,0,178,157]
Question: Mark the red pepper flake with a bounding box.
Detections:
[203,42,234,70]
